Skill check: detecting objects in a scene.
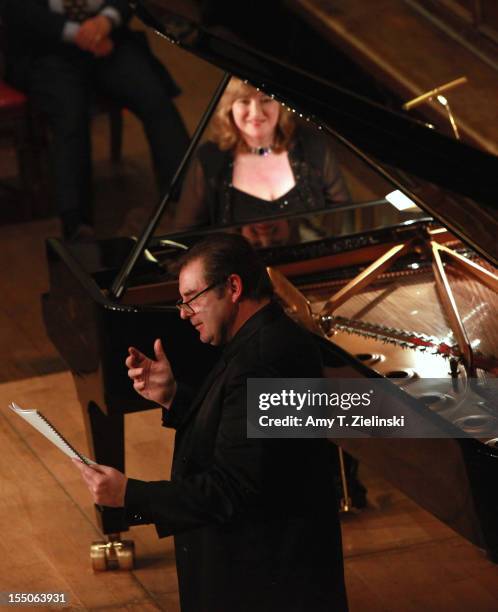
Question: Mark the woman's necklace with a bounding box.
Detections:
[249,145,273,157]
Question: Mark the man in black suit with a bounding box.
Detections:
[74,233,348,612]
[1,0,189,239]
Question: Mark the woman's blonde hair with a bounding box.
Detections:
[209,78,295,153]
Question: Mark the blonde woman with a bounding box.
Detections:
[175,77,349,236]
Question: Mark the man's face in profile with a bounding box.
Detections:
[178,258,234,346]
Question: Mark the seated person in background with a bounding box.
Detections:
[1,0,190,240]
[174,77,350,234]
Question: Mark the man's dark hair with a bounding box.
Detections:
[175,233,274,301]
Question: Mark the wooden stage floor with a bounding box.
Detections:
[2,371,498,611]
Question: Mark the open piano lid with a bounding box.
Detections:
[132,0,497,268]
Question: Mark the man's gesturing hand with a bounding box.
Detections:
[126,339,177,408]
[72,460,127,507]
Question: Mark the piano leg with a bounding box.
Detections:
[462,440,498,563]
[85,401,125,470]
[82,401,135,570]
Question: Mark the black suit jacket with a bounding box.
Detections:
[126,302,348,612]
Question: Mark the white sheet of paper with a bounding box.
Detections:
[9,402,95,465]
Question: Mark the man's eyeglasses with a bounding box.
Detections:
[176,281,224,315]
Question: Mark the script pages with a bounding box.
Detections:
[9,402,95,465]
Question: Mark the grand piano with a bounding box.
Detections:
[42,0,498,569]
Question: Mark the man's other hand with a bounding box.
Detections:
[72,460,127,507]
[126,339,177,408]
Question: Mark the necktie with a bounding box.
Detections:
[62,0,90,22]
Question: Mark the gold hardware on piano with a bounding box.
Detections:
[269,230,498,378]
[90,534,135,572]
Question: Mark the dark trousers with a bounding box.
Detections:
[23,33,189,234]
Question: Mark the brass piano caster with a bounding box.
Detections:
[91,534,135,571]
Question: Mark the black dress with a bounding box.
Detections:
[231,184,305,220]
[174,124,350,230]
